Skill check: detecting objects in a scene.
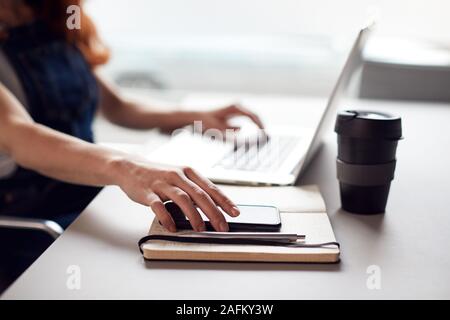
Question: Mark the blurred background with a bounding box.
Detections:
[86,0,450,99]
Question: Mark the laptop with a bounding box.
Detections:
[146,25,373,186]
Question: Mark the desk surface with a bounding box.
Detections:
[2,96,450,299]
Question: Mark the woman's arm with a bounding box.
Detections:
[0,83,239,232]
[0,83,123,186]
[96,73,264,132]
[96,73,194,131]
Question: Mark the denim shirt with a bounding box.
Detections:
[0,20,99,208]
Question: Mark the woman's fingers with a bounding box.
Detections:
[145,168,237,233]
[166,168,230,232]
[182,167,240,219]
[174,176,230,232]
[147,193,176,232]
[219,104,264,129]
[157,183,207,232]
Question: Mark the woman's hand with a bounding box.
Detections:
[115,158,240,233]
[188,104,264,132]
[157,104,265,133]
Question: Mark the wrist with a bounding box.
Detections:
[166,110,202,130]
[105,154,136,188]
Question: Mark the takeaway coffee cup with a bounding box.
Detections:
[335,110,402,214]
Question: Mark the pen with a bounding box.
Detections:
[179,232,306,243]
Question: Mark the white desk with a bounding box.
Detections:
[2,97,450,299]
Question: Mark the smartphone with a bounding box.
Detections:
[163,201,281,232]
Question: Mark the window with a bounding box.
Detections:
[86,0,449,95]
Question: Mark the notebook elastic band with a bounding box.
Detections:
[138,234,340,254]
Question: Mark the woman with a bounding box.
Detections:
[0,0,263,231]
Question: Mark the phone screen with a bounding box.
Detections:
[164,201,281,232]
[198,205,281,225]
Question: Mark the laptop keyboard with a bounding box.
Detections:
[213,135,299,172]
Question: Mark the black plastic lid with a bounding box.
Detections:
[335,110,402,140]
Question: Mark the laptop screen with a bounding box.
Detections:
[299,24,374,175]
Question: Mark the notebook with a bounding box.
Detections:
[140,185,340,263]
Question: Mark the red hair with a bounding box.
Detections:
[26,0,110,67]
